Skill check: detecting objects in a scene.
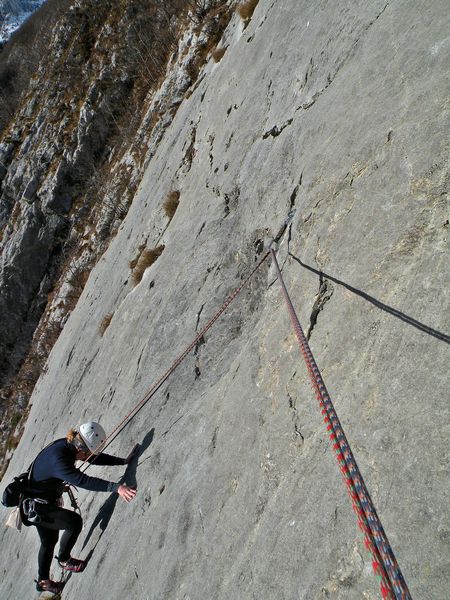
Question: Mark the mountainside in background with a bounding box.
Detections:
[0,0,231,470]
[0,0,44,42]
[0,0,449,599]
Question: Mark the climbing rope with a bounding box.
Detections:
[81,250,271,470]
[80,244,411,599]
[270,249,411,600]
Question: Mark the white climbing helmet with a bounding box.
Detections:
[79,421,106,454]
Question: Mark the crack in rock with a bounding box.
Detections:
[307,277,334,339]
[226,104,239,117]
[289,172,303,210]
[287,392,304,443]
[272,181,299,247]
[263,118,293,139]
[210,426,219,453]
[194,303,205,361]
[197,222,206,237]
[162,415,184,437]
[225,132,234,150]
[297,2,389,111]
[195,303,205,330]
[194,336,205,357]
[223,186,240,217]
[66,344,75,366]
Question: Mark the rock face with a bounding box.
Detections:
[0,1,449,599]
[0,1,136,383]
[0,0,192,395]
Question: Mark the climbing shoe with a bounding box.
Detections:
[35,579,65,594]
[57,556,87,572]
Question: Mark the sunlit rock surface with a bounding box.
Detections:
[0,1,448,599]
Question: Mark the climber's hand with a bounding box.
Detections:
[118,484,137,502]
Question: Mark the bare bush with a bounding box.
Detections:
[236,0,260,21]
[211,46,227,62]
[163,190,180,219]
[66,266,89,294]
[128,242,146,270]
[132,245,165,285]
[99,313,114,336]
[129,255,140,270]
[184,3,234,85]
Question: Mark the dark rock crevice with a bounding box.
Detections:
[263,118,293,140]
[306,276,334,340]
[287,392,304,443]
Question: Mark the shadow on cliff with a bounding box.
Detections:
[81,428,155,561]
[288,252,450,345]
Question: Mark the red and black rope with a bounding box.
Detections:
[81,250,270,469]
[271,249,411,599]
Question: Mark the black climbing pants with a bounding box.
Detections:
[33,506,83,580]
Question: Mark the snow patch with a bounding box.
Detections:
[0,0,45,43]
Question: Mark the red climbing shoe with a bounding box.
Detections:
[35,579,65,594]
[57,556,87,572]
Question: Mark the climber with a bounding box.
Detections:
[22,421,138,595]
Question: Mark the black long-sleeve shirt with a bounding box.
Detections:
[30,438,125,501]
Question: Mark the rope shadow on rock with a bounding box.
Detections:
[81,428,155,562]
[288,252,450,345]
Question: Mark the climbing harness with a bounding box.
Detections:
[22,498,47,524]
[78,245,411,599]
[270,249,411,600]
[66,485,81,515]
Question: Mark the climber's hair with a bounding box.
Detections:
[66,429,78,443]
[67,429,89,452]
